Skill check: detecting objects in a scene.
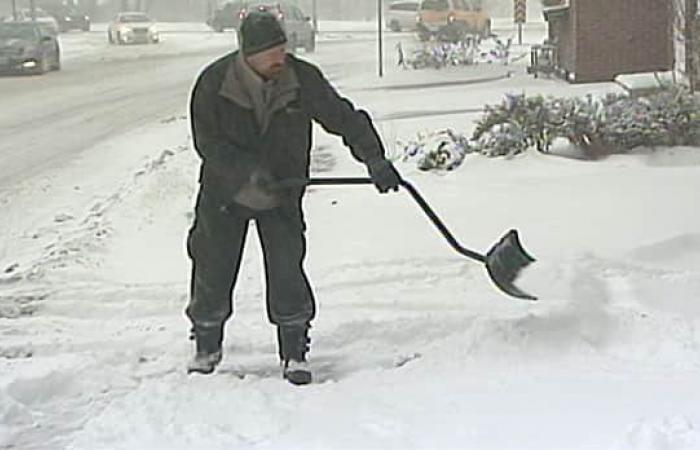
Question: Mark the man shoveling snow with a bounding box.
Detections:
[185,11,401,385]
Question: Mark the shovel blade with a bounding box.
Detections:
[484,229,537,300]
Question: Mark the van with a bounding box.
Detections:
[386,1,419,32]
[416,0,490,41]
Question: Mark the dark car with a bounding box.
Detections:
[206,1,245,32]
[44,4,90,32]
[0,21,61,74]
[240,2,315,52]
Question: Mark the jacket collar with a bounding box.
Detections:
[218,52,300,110]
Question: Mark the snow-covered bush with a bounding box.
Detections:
[472,93,552,154]
[472,87,700,158]
[472,122,528,157]
[399,87,699,170]
[398,36,510,70]
[546,95,605,153]
[602,88,700,148]
[400,129,471,171]
[400,41,476,69]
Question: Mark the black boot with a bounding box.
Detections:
[278,325,312,386]
[187,324,224,375]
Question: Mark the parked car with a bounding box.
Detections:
[43,4,90,32]
[240,2,315,52]
[416,0,490,41]
[0,21,61,74]
[9,8,61,35]
[386,0,419,32]
[206,1,246,32]
[108,12,159,45]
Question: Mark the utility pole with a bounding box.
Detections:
[514,0,526,45]
[11,0,18,20]
[686,0,697,91]
[29,0,36,20]
[377,0,383,77]
[312,0,317,31]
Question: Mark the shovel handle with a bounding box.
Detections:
[278,177,486,263]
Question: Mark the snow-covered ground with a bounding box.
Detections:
[1,21,700,450]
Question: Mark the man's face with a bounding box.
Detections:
[246,44,287,80]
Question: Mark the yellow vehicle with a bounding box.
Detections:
[416,0,491,41]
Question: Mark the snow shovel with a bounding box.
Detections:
[275,177,537,301]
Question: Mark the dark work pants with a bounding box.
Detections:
[185,190,316,334]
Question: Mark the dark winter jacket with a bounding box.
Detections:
[189,51,386,207]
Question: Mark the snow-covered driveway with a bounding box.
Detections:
[2,20,700,450]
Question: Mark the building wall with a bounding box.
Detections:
[546,8,575,74]
[574,0,673,82]
[546,0,673,82]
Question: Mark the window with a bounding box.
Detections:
[542,0,570,10]
[389,2,419,12]
[420,0,449,11]
[119,13,150,23]
[0,24,38,40]
[290,6,305,21]
[39,24,56,37]
[452,0,468,10]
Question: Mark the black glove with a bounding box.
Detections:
[367,158,402,193]
[232,169,281,210]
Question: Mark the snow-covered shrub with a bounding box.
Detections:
[471,87,700,158]
[401,129,471,171]
[598,95,669,150]
[546,95,605,153]
[588,87,700,151]
[472,122,528,157]
[401,88,699,169]
[474,36,511,65]
[472,93,552,154]
[398,36,511,70]
[400,41,476,69]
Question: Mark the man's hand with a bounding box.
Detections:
[233,169,281,210]
[367,158,402,193]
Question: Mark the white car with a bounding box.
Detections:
[108,12,159,45]
[385,0,420,32]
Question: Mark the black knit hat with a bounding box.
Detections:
[239,11,287,56]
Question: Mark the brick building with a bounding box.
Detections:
[543,0,674,83]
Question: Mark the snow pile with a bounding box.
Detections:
[2,125,698,449]
[400,129,470,170]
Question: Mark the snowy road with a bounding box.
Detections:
[0,32,232,186]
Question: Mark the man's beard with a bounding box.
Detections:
[265,63,284,79]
